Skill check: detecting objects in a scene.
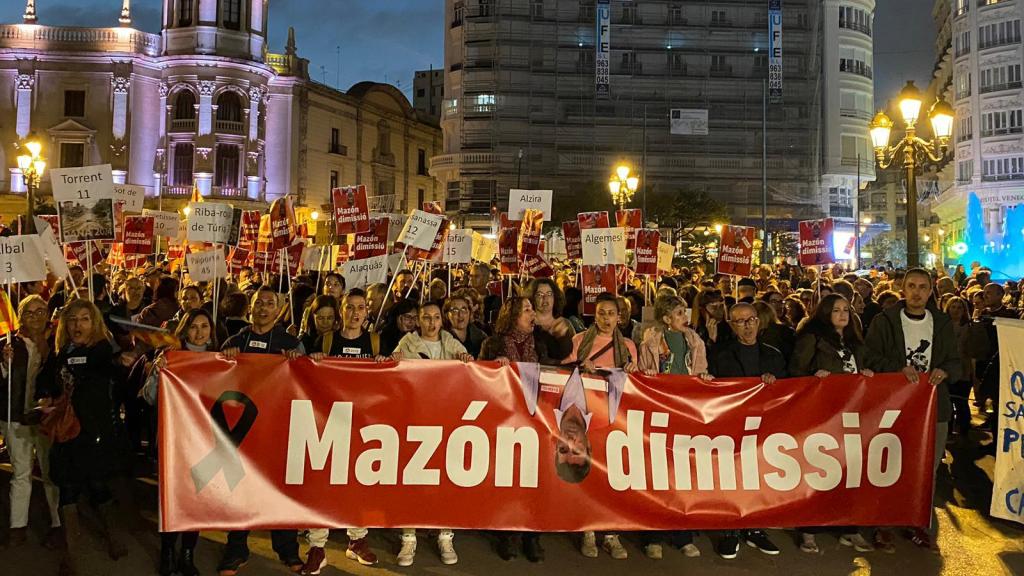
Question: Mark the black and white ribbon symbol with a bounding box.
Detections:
[190,391,258,493]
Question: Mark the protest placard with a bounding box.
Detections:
[657,241,675,272]
[577,211,610,230]
[508,189,553,221]
[615,209,642,249]
[123,216,155,255]
[562,221,582,260]
[342,255,389,290]
[472,232,497,263]
[443,229,472,264]
[397,210,444,251]
[0,235,46,284]
[113,184,146,213]
[50,164,115,243]
[633,229,660,275]
[717,225,755,277]
[581,227,627,266]
[187,202,234,244]
[799,218,835,266]
[332,185,370,236]
[186,247,228,282]
[581,264,617,315]
[144,209,181,238]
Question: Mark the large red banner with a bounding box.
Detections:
[799,218,835,266]
[160,355,937,533]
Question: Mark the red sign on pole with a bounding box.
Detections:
[581,264,617,315]
[633,229,660,275]
[562,221,582,260]
[578,211,610,230]
[332,185,370,236]
[353,217,389,260]
[122,216,155,255]
[717,225,756,277]
[519,209,543,257]
[799,218,836,266]
[615,209,642,249]
[498,227,519,274]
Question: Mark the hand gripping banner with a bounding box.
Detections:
[160,353,937,533]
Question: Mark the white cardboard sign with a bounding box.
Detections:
[186,247,228,282]
[472,232,497,263]
[397,210,444,250]
[35,227,70,279]
[443,229,473,264]
[50,164,115,243]
[342,255,389,290]
[508,189,553,221]
[657,241,675,272]
[143,209,181,238]
[0,235,47,284]
[581,227,627,266]
[113,184,146,213]
[187,202,234,244]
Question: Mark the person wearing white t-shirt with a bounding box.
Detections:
[864,268,961,553]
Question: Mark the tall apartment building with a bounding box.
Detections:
[414,68,446,123]
[433,0,876,232]
[945,0,1024,239]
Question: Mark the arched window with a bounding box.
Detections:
[178,0,193,27]
[173,91,196,120]
[224,0,242,30]
[216,92,243,123]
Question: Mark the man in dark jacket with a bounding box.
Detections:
[863,267,960,552]
[709,303,787,384]
[707,302,784,559]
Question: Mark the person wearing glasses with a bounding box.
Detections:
[707,302,785,560]
[443,295,486,358]
[379,299,419,357]
[522,278,575,362]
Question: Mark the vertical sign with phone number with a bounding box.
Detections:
[768,0,783,104]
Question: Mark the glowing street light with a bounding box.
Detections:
[17,134,45,231]
[608,164,639,211]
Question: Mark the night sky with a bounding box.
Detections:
[0,0,932,105]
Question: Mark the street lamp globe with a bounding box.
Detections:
[25,140,42,157]
[608,180,621,196]
[310,210,319,221]
[898,81,923,127]
[626,176,639,192]
[33,159,45,175]
[616,165,630,181]
[929,98,955,142]
[16,154,31,172]
[870,112,894,150]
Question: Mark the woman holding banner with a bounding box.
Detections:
[47,300,129,575]
[141,308,218,576]
[789,293,875,554]
[393,300,471,566]
[478,296,557,562]
[444,295,486,359]
[561,293,637,560]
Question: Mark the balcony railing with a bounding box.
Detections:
[980,80,1023,94]
[839,21,872,37]
[979,37,1021,51]
[840,108,873,121]
[839,59,873,79]
[170,118,196,132]
[0,24,160,56]
[215,120,245,134]
[328,143,348,156]
[981,126,1024,137]
[162,186,246,198]
[982,172,1024,182]
[373,151,396,166]
[710,65,733,77]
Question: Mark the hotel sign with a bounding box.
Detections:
[768,0,783,104]
[596,0,610,97]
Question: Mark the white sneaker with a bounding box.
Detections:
[397,534,416,567]
[644,543,663,559]
[581,531,598,558]
[682,543,701,558]
[602,534,628,559]
[438,533,458,565]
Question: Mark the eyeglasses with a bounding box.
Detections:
[399,313,417,323]
[21,309,47,318]
[448,307,470,315]
[730,317,758,327]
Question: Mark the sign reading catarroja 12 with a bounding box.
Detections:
[50,164,116,244]
[596,0,611,97]
[768,0,783,104]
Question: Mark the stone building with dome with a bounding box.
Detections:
[0,0,442,219]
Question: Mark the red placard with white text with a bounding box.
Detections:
[633,229,660,275]
[562,221,582,260]
[799,218,835,266]
[716,225,755,277]
[581,264,617,315]
[578,211,610,230]
[615,209,642,249]
[123,216,155,255]
[332,185,370,236]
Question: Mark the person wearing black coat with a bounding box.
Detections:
[704,302,785,559]
[47,300,130,575]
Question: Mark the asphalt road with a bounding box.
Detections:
[0,418,1022,576]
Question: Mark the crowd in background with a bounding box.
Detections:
[0,254,1009,576]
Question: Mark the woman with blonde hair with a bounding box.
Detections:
[47,300,127,575]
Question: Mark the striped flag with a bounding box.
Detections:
[189,184,204,204]
[0,291,19,336]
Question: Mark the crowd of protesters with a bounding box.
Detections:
[0,254,1008,575]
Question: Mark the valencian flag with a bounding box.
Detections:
[189,184,204,204]
[109,316,178,350]
[0,291,18,336]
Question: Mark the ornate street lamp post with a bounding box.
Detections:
[869,81,954,267]
[608,164,639,212]
[16,136,46,233]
